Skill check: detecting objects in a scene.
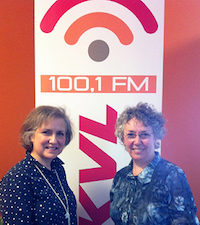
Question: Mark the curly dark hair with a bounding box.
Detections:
[20,105,74,152]
[115,103,167,148]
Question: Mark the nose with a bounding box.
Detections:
[49,134,57,144]
[134,134,142,145]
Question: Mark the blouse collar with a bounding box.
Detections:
[26,152,64,171]
[127,152,161,185]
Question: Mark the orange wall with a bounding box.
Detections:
[162,0,200,219]
[0,1,35,175]
[0,0,200,219]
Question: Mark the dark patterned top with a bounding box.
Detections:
[0,153,77,225]
[110,152,199,225]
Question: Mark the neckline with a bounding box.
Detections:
[34,164,71,224]
[27,152,64,170]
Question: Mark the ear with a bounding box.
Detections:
[122,136,125,144]
[154,139,160,149]
[30,133,35,142]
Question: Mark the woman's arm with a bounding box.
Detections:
[0,171,35,225]
[166,169,199,225]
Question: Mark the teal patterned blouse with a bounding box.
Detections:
[110,152,199,225]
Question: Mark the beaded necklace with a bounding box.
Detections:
[34,164,71,224]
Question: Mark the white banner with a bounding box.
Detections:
[35,0,165,224]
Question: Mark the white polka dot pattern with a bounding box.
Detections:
[0,153,77,225]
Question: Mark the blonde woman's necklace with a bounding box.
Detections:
[34,164,71,224]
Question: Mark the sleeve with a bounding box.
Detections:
[166,168,199,225]
[0,171,35,225]
[110,171,120,204]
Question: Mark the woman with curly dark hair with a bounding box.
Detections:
[110,102,199,224]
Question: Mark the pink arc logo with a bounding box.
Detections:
[40,0,158,62]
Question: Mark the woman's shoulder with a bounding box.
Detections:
[1,155,34,184]
[158,157,184,173]
[155,157,186,181]
[113,161,132,181]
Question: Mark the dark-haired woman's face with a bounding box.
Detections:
[123,118,156,166]
[30,118,66,169]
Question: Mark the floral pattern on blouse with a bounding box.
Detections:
[0,153,77,225]
[110,152,199,225]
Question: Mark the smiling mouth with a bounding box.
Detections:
[133,149,143,152]
[46,147,58,150]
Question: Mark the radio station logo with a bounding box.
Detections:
[40,0,158,62]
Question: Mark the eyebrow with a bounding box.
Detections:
[127,130,149,133]
[40,128,65,132]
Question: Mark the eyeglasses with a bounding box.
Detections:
[124,132,153,140]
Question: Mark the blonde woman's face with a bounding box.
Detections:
[30,118,66,169]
